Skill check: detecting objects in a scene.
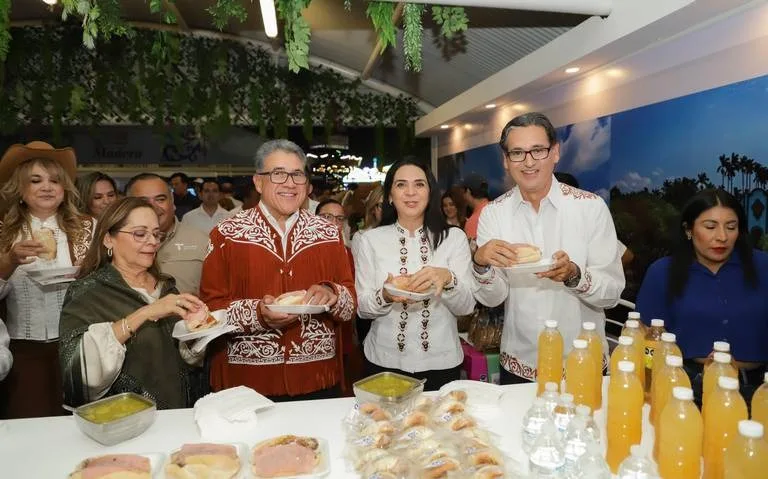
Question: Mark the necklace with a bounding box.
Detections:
[395,224,431,353]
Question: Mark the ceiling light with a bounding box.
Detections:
[484,104,496,109]
[464,124,473,130]
[605,68,624,78]
[440,124,450,129]
[565,67,580,74]
[513,104,527,111]
[260,0,278,38]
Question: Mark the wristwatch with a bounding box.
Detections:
[564,262,582,288]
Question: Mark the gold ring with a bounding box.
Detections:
[176,299,182,307]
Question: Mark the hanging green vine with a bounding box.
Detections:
[0,26,421,138]
[0,0,10,62]
[431,6,468,38]
[403,3,425,72]
[207,0,248,30]
[366,1,397,53]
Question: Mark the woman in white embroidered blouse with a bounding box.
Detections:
[0,142,96,418]
[354,158,475,390]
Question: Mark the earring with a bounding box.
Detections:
[107,247,113,258]
[686,233,692,240]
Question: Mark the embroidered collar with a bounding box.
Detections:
[395,222,425,237]
[30,215,59,230]
[259,202,300,234]
[510,175,562,212]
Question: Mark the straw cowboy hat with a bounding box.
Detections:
[0,141,77,184]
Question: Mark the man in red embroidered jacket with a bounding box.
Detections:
[200,140,356,400]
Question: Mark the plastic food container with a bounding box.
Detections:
[73,392,157,445]
[353,372,425,415]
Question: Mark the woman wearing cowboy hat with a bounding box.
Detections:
[0,141,96,418]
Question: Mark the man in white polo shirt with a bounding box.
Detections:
[472,112,625,385]
[181,179,232,234]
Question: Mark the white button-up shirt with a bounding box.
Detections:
[181,205,233,235]
[0,217,77,340]
[354,224,476,373]
[472,178,625,379]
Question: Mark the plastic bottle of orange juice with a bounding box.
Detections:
[578,322,604,410]
[706,341,731,367]
[537,320,564,396]
[610,336,641,379]
[653,355,691,460]
[723,420,768,479]
[651,333,682,407]
[703,352,738,416]
[751,373,768,429]
[658,386,703,479]
[606,360,644,473]
[566,339,598,412]
[703,376,748,479]
[627,311,646,334]
[644,319,666,399]
[621,319,646,387]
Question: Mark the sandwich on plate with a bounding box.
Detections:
[275,291,306,306]
[184,307,218,332]
[512,244,542,264]
[68,454,151,479]
[165,443,240,479]
[251,435,321,478]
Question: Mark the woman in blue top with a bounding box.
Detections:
[636,189,768,406]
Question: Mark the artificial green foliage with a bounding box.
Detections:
[0,26,421,139]
[431,6,468,38]
[0,0,10,62]
[276,0,313,73]
[344,0,352,11]
[366,1,397,53]
[403,3,425,72]
[207,0,248,30]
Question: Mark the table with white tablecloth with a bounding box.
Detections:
[0,380,655,478]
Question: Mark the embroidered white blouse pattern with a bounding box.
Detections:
[355,225,475,373]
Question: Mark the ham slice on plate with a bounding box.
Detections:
[251,435,320,478]
[166,443,241,479]
[69,454,151,479]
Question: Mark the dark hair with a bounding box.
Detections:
[169,172,190,185]
[381,157,449,250]
[125,173,169,195]
[499,112,558,151]
[201,179,220,190]
[441,189,467,229]
[554,172,580,188]
[668,188,757,301]
[315,198,343,215]
[76,172,118,215]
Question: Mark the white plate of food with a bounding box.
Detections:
[383,275,435,301]
[172,309,236,342]
[164,442,248,479]
[265,291,330,315]
[499,245,554,274]
[26,265,79,285]
[68,452,164,478]
[251,435,329,479]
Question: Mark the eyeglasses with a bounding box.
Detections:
[117,230,166,243]
[256,170,308,185]
[374,203,383,210]
[319,213,346,223]
[503,147,551,163]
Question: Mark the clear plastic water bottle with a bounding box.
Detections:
[563,405,597,476]
[576,441,611,478]
[617,445,659,478]
[553,393,576,436]
[523,397,552,453]
[577,404,601,444]
[542,382,560,414]
[529,420,566,478]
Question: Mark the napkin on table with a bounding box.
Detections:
[193,386,274,440]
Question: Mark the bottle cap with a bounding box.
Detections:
[713,341,730,353]
[713,352,731,364]
[575,404,591,416]
[618,361,635,373]
[573,339,588,349]
[738,420,764,439]
[544,320,558,329]
[560,393,574,403]
[718,376,739,390]
[533,397,545,406]
[625,319,640,329]
[582,322,596,331]
[661,332,676,343]
[629,444,643,457]
[651,319,664,327]
[672,386,693,401]
[545,382,558,392]
[627,312,641,320]
[618,336,634,346]
[666,355,683,367]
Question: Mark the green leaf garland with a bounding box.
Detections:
[403,3,425,72]
[207,0,248,30]
[0,0,10,62]
[432,6,468,39]
[366,1,397,53]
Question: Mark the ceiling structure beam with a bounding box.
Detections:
[370,0,612,16]
[163,0,189,31]
[361,2,405,81]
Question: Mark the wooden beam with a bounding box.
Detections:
[360,2,404,81]
[163,0,189,31]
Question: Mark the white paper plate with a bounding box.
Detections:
[67,452,164,479]
[27,265,79,285]
[162,443,248,479]
[250,437,330,479]
[502,257,554,274]
[383,283,435,301]
[265,304,329,315]
[172,310,236,342]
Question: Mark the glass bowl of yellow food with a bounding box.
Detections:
[353,372,425,415]
[73,392,156,445]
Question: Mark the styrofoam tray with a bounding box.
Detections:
[265,304,330,315]
[502,257,555,274]
[161,443,248,479]
[172,310,236,342]
[383,283,435,301]
[66,453,164,478]
[27,265,79,285]
[250,437,330,479]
